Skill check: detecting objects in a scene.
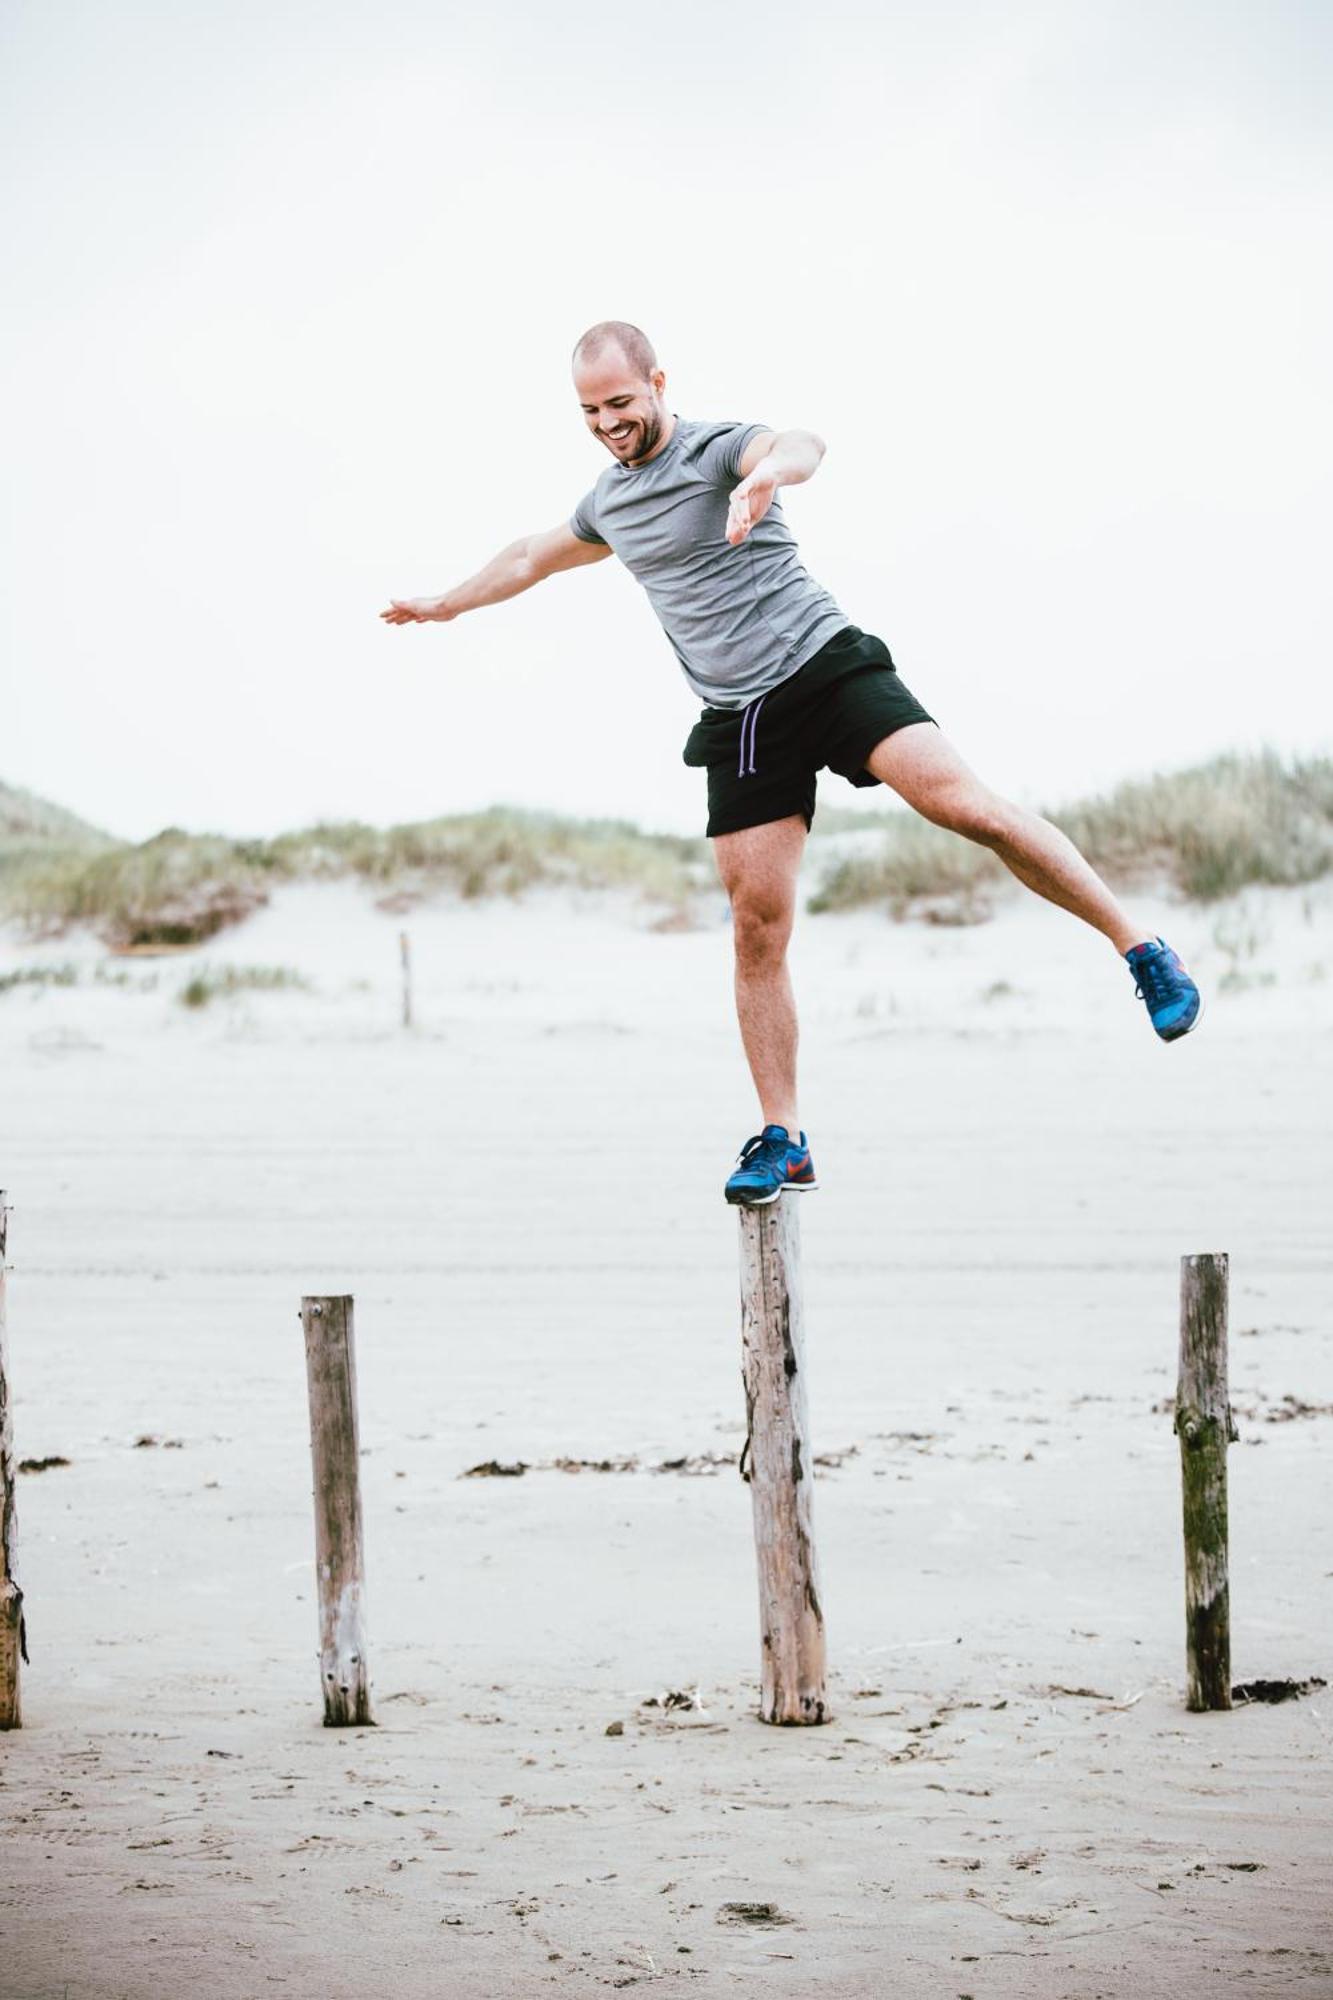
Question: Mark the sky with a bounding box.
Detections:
[3,0,1330,841]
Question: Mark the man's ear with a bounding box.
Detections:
[651,367,667,396]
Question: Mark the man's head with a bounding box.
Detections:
[572,320,669,466]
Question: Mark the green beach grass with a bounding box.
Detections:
[0,786,709,947]
[809,751,1333,918]
[2,752,1330,946]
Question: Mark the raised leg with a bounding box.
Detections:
[713,815,807,1133]
[865,724,1150,953]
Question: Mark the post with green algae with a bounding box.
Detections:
[737,1199,829,1725]
[0,1192,22,1730]
[301,1295,374,1727]
[1175,1253,1236,1711]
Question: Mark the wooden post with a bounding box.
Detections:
[737,1200,829,1725]
[1176,1253,1236,1712]
[1,1192,22,1730]
[300,1295,373,1726]
[399,930,413,1030]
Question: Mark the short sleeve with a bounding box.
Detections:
[695,421,772,486]
[570,489,607,544]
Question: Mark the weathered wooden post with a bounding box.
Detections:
[1,1191,23,1730]
[1175,1252,1236,1711]
[737,1200,829,1725]
[399,930,413,1031]
[300,1295,373,1726]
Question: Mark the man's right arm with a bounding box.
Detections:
[380,520,611,625]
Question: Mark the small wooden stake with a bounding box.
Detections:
[737,1200,829,1725]
[1176,1252,1235,1711]
[399,930,413,1030]
[1,1192,22,1730]
[301,1295,373,1726]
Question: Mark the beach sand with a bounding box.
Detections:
[2,877,1331,1998]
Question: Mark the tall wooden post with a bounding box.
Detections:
[399,930,413,1030]
[1176,1253,1235,1711]
[301,1295,373,1726]
[737,1200,829,1725]
[1,1192,22,1729]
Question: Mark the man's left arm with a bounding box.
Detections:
[725,428,826,547]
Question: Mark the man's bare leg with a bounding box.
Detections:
[713,815,806,1133]
[865,724,1151,953]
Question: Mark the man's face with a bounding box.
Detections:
[574,349,669,466]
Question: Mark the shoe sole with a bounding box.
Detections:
[724,1181,819,1208]
[1159,994,1205,1042]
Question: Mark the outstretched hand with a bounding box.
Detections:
[725,465,779,546]
[380,597,453,624]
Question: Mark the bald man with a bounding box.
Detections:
[383,321,1201,1207]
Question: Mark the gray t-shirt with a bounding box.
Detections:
[570,416,848,709]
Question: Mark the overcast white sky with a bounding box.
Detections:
[3,0,1330,841]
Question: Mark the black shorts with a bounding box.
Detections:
[681,625,935,838]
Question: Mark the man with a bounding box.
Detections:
[382,320,1201,1207]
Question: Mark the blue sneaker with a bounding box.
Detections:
[724,1125,818,1206]
[1126,937,1202,1041]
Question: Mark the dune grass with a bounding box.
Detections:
[254,809,706,904]
[2,753,1328,942]
[8,830,271,950]
[808,751,1333,917]
[0,778,114,850]
[809,815,1002,921]
[178,965,310,1009]
[1,808,709,947]
[1052,752,1333,901]
[0,963,80,994]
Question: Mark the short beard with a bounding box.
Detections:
[625,409,663,464]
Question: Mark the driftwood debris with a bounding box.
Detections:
[737,1199,829,1725]
[300,1295,373,1726]
[1176,1252,1236,1711]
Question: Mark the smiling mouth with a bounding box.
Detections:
[604,425,635,445]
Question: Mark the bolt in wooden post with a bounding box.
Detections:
[1176,1252,1236,1711]
[1,1192,23,1730]
[399,930,413,1030]
[737,1200,829,1725]
[301,1295,373,1726]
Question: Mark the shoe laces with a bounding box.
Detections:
[735,1130,790,1170]
[1133,946,1178,1008]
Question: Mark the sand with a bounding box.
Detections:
[1,875,1331,1998]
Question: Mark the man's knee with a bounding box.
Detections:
[922,782,1016,846]
[731,888,794,966]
